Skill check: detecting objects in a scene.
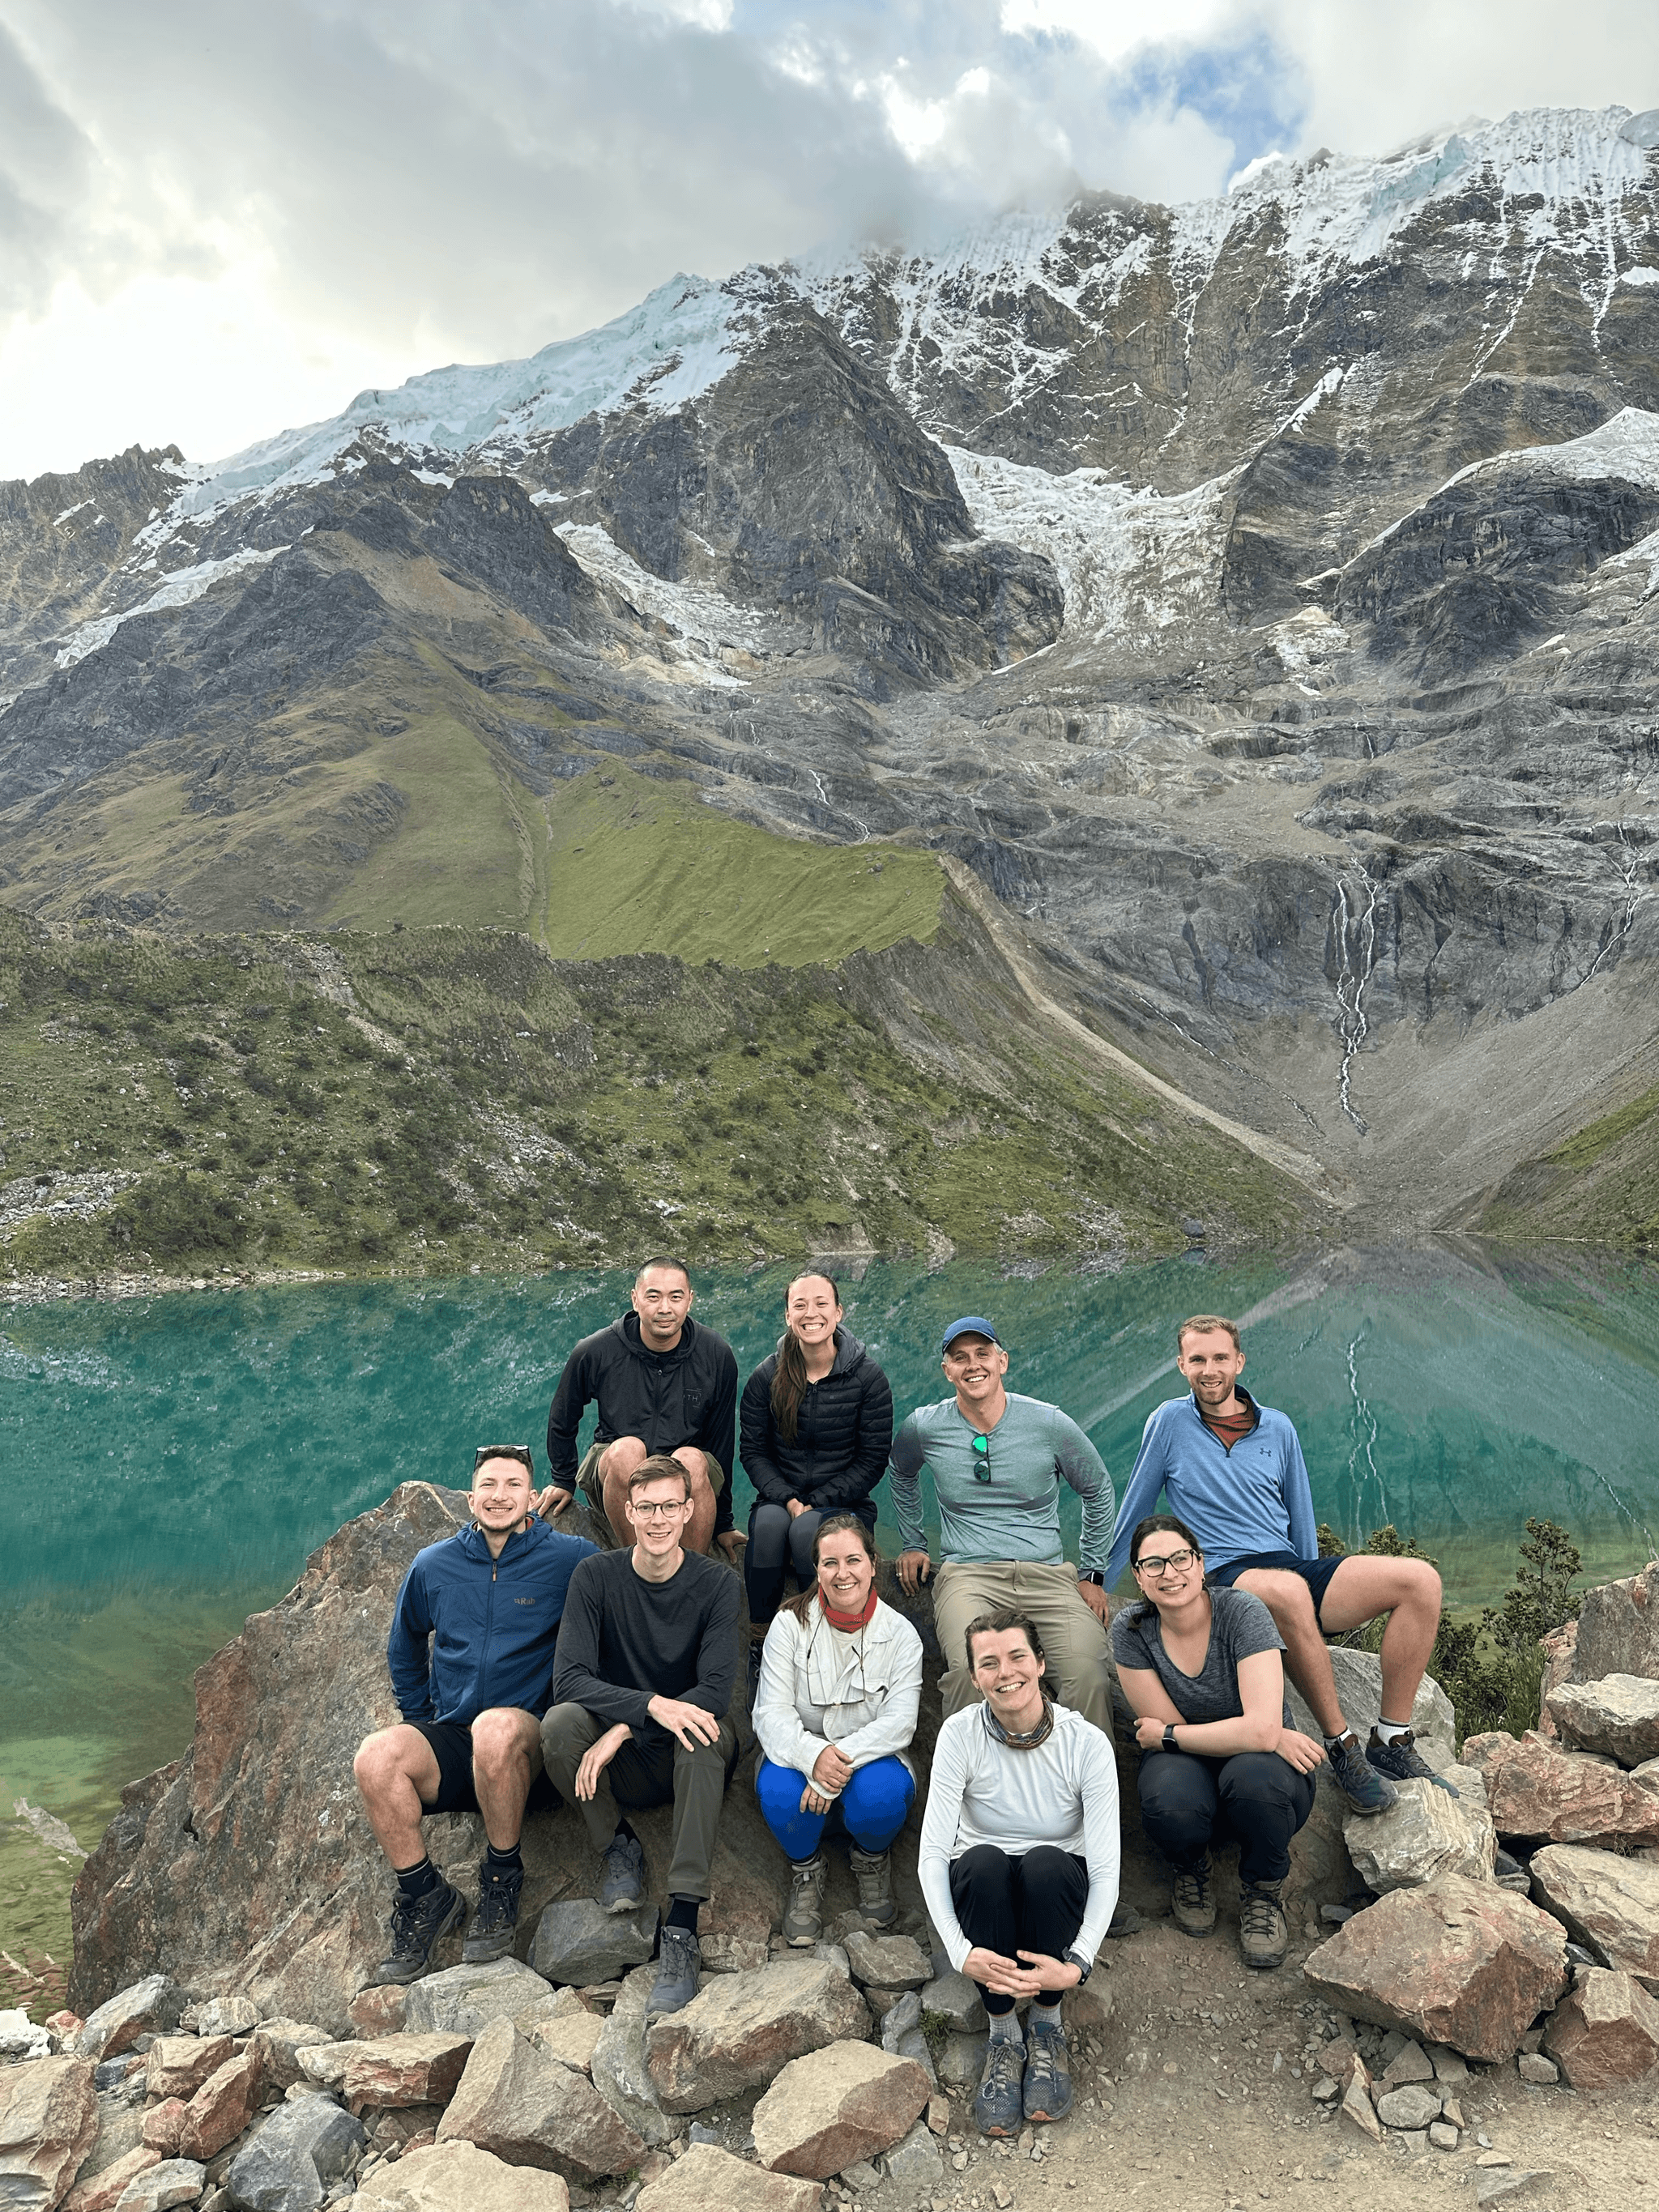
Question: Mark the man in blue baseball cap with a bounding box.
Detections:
[889,1317,1116,1736]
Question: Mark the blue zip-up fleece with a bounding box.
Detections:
[1104,1387,1316,1584]
[388,1518,599,1726]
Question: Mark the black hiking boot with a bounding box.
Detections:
[1366,1726,1459,1795]
[462,1860,524,1963]
[369,1877,466,1986]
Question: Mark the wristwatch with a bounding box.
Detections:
[1162,1722,1178,1753]
[1079,1569,1106,1586]
[1065,1949,1092,1984]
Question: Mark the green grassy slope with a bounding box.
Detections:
[1477,1085,1659,1247]
[0,897,1316,1282]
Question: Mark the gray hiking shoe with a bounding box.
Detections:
[1367,1726,1459,1795]
[1171,1852,1217,1937]
[370,1878,466,1986]
[1326,1729,1398,1814]
[849,1844,897,1928]
[1022,2020,1073,2124]
[974,2037,1026,2137]
[599,1830,646,1912]
[783,1855,827,1946]
[462,1861,523,1964]
[648,1926,702,2017]
[1239,1881,1288,1971]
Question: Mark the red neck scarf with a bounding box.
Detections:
[819,1584,878,1633]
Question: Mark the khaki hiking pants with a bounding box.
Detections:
[932,1559,1115,1742]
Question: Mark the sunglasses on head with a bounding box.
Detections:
[473,1444,534,1475]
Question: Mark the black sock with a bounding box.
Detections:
[394,1856,440,1901]
[484,1840,522,1875]
[666,1895,700,1934]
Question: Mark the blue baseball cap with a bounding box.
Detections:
[940,1315,1002,1354]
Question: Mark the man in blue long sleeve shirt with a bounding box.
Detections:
[354,1447,596,1984]
[1107,1315,1451,1812]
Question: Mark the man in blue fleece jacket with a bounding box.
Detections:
[1107,1316,1450,1814]
[354,1447,597,1984]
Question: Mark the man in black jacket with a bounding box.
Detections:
[537,1258,743,1561]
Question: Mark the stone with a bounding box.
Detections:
[1474,2172,1555,2207]
[810,1945,850,1982]
[584,1966,672,2150]
[919,1972,985,2035]
[698,1884,777,1976]
[1516,2052,1558,2084]
[112,2161,206,2212]
[926,2096,949,2135]
[1337,2057,1380,2142]
[526,2013,602,2075]
[402,1960,561,2040]
[0,2012,53,2062]
[193,1999,259,2039]
[1302,1875,1569,2062]
[140,2104,188,2158]
[1378,2039,1435,2085]
[1463,1729,1659,1848]
[145,2036,237,2103]
[1427,2120,1458,2150]
[65,2149,164,2212]
[435,2016,646,2184]
[842,1933,930,1993]
[1426,2044,1469,2086]
[1563,1558,1659,1686]
[1546,1675,1659,1768]
[1528,1843,1659,1989]
[529,1900,659,1988]
[224,2091,368,2212]
[179,2050,264,2161]
[342,2036,473,2112]
[76,1981,184,2064]
[937,2034,983,2092]
[645,1959,870,2115]
[1542,1965,1659,2087]
[1375,2083,1442,2129]
[753,2042,929,2179]
[344,1991,407,2040]
[1063,1979,1112,2035]
[294,2046,357,2089]
[1342,1779,1497,1893]
[353,2139,571,2211]
[245,2022,333,2095]
[634,2142,823,2212]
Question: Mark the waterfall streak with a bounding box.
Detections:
[1331,875,1384,1134]
[1345,1325,1388,1539]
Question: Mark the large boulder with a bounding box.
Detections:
[1302,1876,1569,2061]
[352,2139,571,2211]
[1341,1779,1497,1893]
[1545,1676,1659,1768]
[0,2056,98,2212]
[1542,1967,1659,2088]
[528,1900,658,1988]
[633,2143,822,2212]
[751,2042,930,2178]
[435,2016,646,2184]
[224,2094,368,2211]
[1564,1559,1659,1685]
[1460,1730,1659,1848]
[645,1960,870,2114]
[1528,1843,1659,1990]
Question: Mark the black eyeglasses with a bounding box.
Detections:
[971,1432,992,1484]
[1135,1547,1196,1579]
[474,1445,534,1474]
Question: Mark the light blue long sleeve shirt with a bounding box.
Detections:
[888,1392,1115,1575]
[1103,1387,1317,1584]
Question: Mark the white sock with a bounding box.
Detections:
[1375,1718,1412,1744]
[988,2011,1024,2046]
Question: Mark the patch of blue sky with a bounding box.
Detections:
[1117,26,1310,187]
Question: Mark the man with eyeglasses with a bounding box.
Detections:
[1106,1315,1453,1814]
[354,1446,599,1985]
[890,1318,1116,1737]
[540,1455,742,2017]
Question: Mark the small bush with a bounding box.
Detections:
[110,1174,249,1263]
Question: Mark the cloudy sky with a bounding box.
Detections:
[1,0,1654,481]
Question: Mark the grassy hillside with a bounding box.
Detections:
[0,897,1316,1283]
[1476,1084,1659,1248]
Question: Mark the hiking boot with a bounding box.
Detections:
[369,1877,466,1986]
[849,1844,897,1929]
[599,1830,646,1913]
[783,1855,827,1946]
[1171,1852,1218,1937]
[1239,1881,1288,1971]
[974,2037,1026,2137]
[1367,1726,1459,1796]
[462,1860,523,1964]
[648,1926,702,2017]
[1022,2020,1073,2124]
[1325,1729,1398,1814]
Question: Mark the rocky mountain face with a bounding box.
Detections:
[4,104,1659,1232]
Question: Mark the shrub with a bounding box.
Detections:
[110,1174,249,1263]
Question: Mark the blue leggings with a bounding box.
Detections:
[755,1753,915,1860]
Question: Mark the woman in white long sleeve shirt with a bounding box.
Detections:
[753,1512,923,1943]
[918,1605,1119,2141]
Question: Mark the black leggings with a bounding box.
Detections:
[1137,1749,1316,1889]
[949,1844,1090,2017]
[744,1502,825,1623]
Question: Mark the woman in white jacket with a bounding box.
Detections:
[753,1511,923,1945]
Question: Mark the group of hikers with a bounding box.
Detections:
[352,1259,1452,2140]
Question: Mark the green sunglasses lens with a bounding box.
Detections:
[972,1434,991,1483]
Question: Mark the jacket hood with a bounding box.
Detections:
[612,1310,697,1362]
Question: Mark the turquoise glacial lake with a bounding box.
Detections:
[5,1243,1659,1990]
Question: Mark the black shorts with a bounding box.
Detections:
[1209,1549,1346,1628]
[412,1719,562,1818]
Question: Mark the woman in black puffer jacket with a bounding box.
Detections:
[740,1271,894,1694]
